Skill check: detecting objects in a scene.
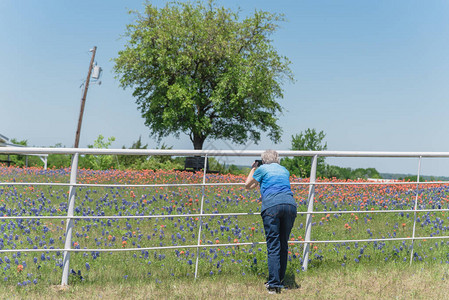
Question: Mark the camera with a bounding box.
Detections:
[255,160,263,167]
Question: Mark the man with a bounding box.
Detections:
[245,150,297,294]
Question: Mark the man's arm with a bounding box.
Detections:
[245,162,259,190]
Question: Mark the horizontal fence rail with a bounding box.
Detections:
[3,147,449,157]
[1,148,449,285]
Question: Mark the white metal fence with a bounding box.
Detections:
[1,147,449,286]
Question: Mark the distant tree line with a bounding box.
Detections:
[0,135,244,173]
[0,135,182,171]
[1,131,383,180]
[280,128,381,180]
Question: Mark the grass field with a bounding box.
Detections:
[3,264,449,299]
[1,165,449,299]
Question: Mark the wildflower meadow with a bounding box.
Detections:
[1,164,449,298]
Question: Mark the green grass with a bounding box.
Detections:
[3,264,449,299]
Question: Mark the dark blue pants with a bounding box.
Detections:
[262,204,297,288]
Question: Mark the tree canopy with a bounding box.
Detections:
[114,0,293,149]
[281,128,327,178]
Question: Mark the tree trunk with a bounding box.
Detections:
[193,135,205,150]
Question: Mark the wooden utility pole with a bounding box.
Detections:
[74,46,97,148]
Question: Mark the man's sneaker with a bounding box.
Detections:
[264,282,269,289]
[267,287,281,294]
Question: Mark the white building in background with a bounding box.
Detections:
[0,133,47,169]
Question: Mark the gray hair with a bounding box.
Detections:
[261,150,280,164]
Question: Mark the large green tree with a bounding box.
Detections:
[114,0,293,149]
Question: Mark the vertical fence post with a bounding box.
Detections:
[61,153,79,286]
[194,155,208,279]
[409,156,422,265]
[302,155,318,272]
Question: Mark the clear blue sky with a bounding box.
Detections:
[1,0,449,176]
